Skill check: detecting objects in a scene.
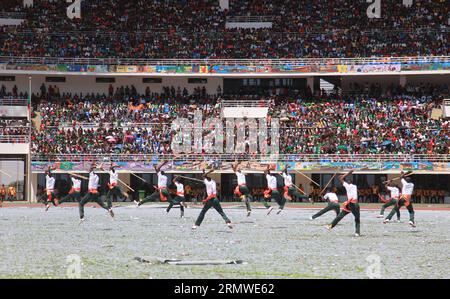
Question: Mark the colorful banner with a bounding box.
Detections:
[31,161,450,172]
[339,64,402,73]
[1,60,449,74]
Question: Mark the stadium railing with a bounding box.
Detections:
[0,99,29,106]
[0,12,26,19]
[0,135,29,143]
[1,55,449,66]
[31,154,450,163]
[221,99,269,107]
[226,15,274,22]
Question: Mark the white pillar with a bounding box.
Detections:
[307,77,314,93]
[31,172,38,203]
[399,75,407,87]
[402,0,413,7]
[23,0,33,8]
[219,0,229,11]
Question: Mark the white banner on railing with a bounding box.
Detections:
[444,99,450,118]
[0,106,28,117]
[222,107,268,118]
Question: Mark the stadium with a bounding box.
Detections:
[0,0,449,281]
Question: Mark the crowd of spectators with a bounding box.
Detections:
[0,85,28,100]
[278,84,449,155]
[0,0,448,58]
[0,118,29,143]
[30,83,449,156]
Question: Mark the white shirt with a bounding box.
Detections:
[324,192,339,203]
[236,172,246,185]
[109,170,118,185]
[387,186,400,198]
[175,181,184,197]
[266,174,277,189]
[88,171,99,190]
[71,177,81,190]
[46,175,55,190]
[401,179,414,195]
[204,178,217,196]
[343,181,358,200]
[157,171,168,188]
[282,173,293,187]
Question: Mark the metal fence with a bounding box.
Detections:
[1,55,449,67]
[31,154,450,163]
[226,15,274,22]
[0,135,29,143]
[0,99,29,106]
[0,12,26,19]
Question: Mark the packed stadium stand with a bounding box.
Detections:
[28,82,449,156]
[0,0,448,58]
[0,0,449,203]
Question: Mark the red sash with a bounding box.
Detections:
[343,198,357,212]
[69,187,81,194]
[158,187,168,202]
[202,193,216,203]
[264,188,277,198]
[234,186,242,196]
[400,194,412,206]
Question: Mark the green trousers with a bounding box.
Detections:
[39,192,59,206]
[106,186,125,209]
[312,202,340,219]
[139,188,171,205]
[284,186,308,202]
[380,198,401,220]
[79,192,109,219]
[263,189,285,209]
[60,192,81,204]
[194,197,231,226]
[330,202,360,235]
[386,198,414,223]
[166,195,185,217]
[237,185,252,212]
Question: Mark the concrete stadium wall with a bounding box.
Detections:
[225,22,273,29]
[0,143,29,154]
[5,74,447,96]
[341,74,450,90]
[0,18,25,26]
[4,75,224,96]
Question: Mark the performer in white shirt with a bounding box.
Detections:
[104,164,128,209]
[191,168,232,230]
[136,161,171,207]
[280,166,310,203]
[310,188,340,220]
[59,173,83,205]
[165,176,185,218]
[41,166,60,211]
[384,171,416,228]
[377,181,401,221]
[327,170,361,237]
[78,163,114,223]
[262,165,284,215]
[232,161,253,217]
